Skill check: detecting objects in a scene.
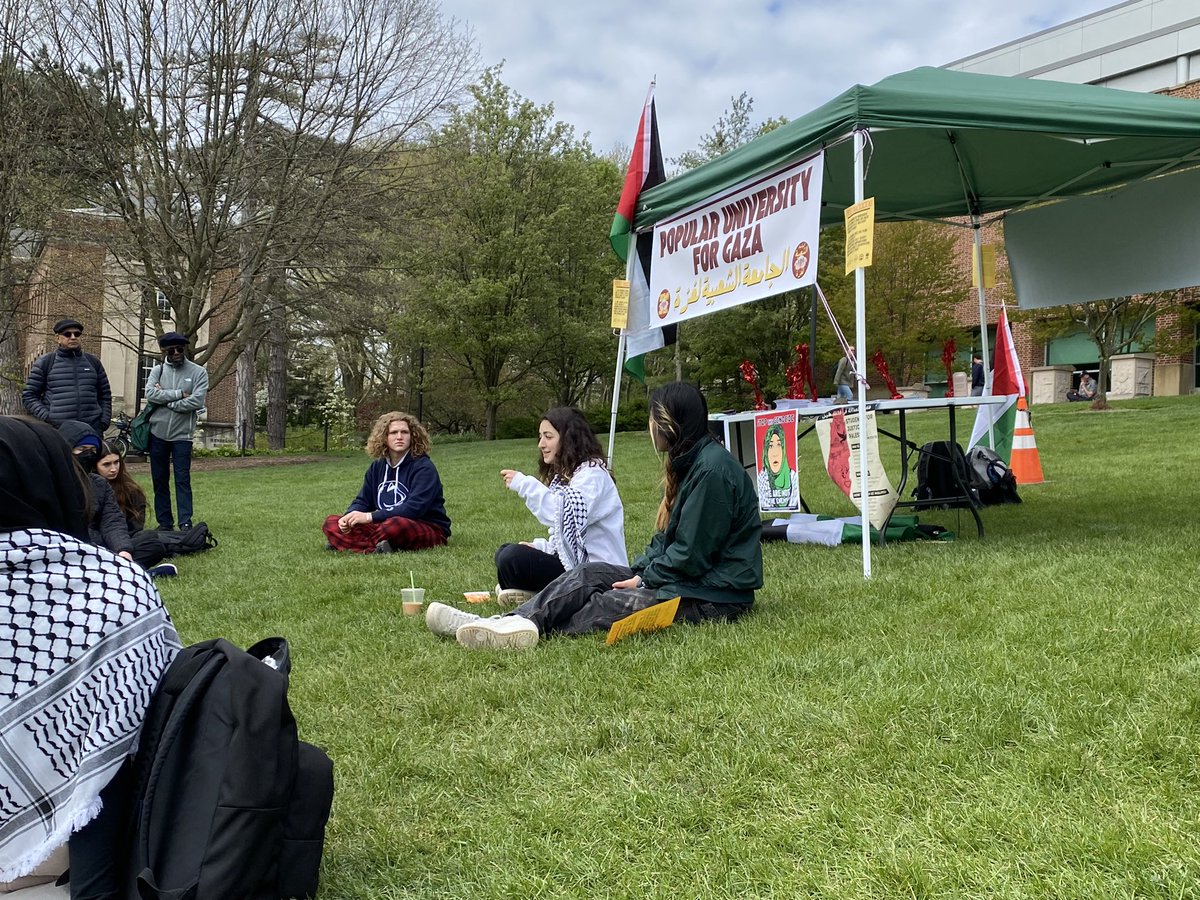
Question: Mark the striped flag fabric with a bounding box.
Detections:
[968,305,1024,463]
[609,83,664,262]
[610,82,671,382]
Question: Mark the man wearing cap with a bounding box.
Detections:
[144,332,209,530]
[21,317,113,435]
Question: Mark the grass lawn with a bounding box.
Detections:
[155,395,1200,899]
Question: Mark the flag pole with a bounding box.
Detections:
[608,331,627,468]
[608,231,639,467]
[972,220,995,448]
[853,128,871,580]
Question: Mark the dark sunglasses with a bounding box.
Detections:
[165,346,186,354]
[61,330,83,338]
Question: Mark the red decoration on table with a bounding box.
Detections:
[786,343,818,401]
[941,338,957,397]
[739,360,769,410]
[871,349,903,400]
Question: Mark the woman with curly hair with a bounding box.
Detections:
[427,383,762,650]
[322,411,451,553]
[494,407,626,605]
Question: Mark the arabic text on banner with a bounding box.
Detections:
[648,153,823,328]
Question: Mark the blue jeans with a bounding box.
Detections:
[149,433,194,529]
[836,384,853,401]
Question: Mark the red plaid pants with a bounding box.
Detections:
[322,514,447,553]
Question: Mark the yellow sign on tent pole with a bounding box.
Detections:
[972,244,996,289]
[610,279,630,329]
[844,198,875,274]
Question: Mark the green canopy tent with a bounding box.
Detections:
[627,66,1200,577]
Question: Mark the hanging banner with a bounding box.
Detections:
[753,410,800,513]
[815,409,897,530]
[648,153,823,328]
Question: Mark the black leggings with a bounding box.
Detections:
[494,542,566,592]
[68,758,133,900]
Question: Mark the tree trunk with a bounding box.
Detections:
[1091,352,1111,410]
[485,401,497,440]
[266,307,287,450]
[0,313,23,416]
[235,342,257,450]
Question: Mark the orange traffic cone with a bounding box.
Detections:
[1009,396,1044,484]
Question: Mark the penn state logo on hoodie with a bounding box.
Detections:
[376,462,408,512]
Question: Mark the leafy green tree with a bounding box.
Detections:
[401,71,620,438]
[825,221,968,387]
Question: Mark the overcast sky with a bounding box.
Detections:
[437,0,1118,160]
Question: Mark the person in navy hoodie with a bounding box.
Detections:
[322,411,450,553]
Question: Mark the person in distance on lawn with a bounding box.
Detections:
[61,423,176,578]
[427,382,763,650]
[494,407,627,607]
[322,411,450,553]
[95,444,169,571]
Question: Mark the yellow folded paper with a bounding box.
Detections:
[605,597,680,645]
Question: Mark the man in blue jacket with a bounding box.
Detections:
[144,331,209,531]
[21,317,112,434]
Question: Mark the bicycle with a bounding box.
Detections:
[106,411,143,458]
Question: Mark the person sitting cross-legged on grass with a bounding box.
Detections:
[323,411,451,553]
[427,382,763,650]
[494,406,627,607]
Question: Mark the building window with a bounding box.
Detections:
[156,290,172,321]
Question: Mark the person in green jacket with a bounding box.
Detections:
[427,382,764,650]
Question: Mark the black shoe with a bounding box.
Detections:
[375,540,394,554]
[179,522,192,530]
[148,563,178,578]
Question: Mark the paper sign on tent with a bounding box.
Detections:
[972,244,996,289]
[610,279,631,329]
[605,597,681,645]
[844,198,875,274]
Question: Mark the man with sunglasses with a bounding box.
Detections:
[21,317,113,435]
[143,331,209,531]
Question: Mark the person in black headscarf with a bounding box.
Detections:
[426,382,764,650]
[0,415,180,897]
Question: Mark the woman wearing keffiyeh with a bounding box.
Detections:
[494,408,627,607]
[755,423,800,511]
[0,416,180,896]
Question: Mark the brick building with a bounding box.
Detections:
[12,209,237,442]
[945,0,1200,401]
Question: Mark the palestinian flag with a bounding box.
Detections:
[610,83,672,382]
[968,305,1024,463]
[609,83,664,262]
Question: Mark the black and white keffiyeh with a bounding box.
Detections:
[0,528,180,882]
[548,476,590,570]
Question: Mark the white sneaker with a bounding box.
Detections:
[494,583,535,609]
[456,615,539,651]
[426,602,482,637]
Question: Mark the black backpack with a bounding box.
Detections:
[157,522,218,557]
[913,441,980,509]
[965,446,1022,506]
[122,637,334,900]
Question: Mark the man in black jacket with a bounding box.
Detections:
[21,317,112,434]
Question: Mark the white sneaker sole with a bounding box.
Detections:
[495,588,534,609]
[456,620,539,651]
